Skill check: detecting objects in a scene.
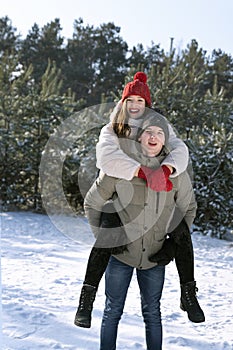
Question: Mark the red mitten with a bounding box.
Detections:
[138,165,173,192]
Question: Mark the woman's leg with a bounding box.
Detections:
[84,247,111,287]
[74,205,122,329]
[137,265,165,350]
[100,256,133,350]
[174,225,194,284]
[74,247,111,328]
[172,219,205,323]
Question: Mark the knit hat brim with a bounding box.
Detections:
[122,72,152,107]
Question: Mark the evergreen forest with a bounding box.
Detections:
[0,16,232,239]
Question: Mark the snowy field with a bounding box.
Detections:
[1,211,233,350]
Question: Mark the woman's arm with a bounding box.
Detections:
[96,118,189,180]
[96,123,140,180]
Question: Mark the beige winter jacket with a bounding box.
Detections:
[84,139,197,270]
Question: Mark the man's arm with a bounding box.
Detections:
[162,124,189,177]
[169,172,197,231]
[84,173,116,237]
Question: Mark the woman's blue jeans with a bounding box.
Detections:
[100,256,165,350]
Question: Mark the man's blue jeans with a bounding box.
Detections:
[100,256,165,350]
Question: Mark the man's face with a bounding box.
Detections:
[138,125,165,157]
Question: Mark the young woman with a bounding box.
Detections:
[74,72,205,330]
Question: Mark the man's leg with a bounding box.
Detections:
[137,265,165,350]
[100,256,133,350]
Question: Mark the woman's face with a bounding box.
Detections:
[138,125,165,157]
[126,95,146,119]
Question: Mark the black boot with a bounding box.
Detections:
[180,281,205,323]
[74,285,97,328]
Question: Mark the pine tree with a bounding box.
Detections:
[186,81,233,238]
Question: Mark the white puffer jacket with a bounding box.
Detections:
[96,110,189,180]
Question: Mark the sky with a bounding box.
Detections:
[1,211,233,349]
[1,0,233,56]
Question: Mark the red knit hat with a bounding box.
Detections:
[121,72,151,107]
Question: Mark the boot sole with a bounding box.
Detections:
[180,303,205,323]
[74,320,91,328]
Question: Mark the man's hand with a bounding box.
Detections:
[149,237,176,265]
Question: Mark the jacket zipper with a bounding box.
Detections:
[156,192,160,214]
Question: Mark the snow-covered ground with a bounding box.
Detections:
[1,211,233,350]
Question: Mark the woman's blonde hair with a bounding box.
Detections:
[112,100,131,138]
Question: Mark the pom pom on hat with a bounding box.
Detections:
[134,72,147,84]
[122,71,152,106]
